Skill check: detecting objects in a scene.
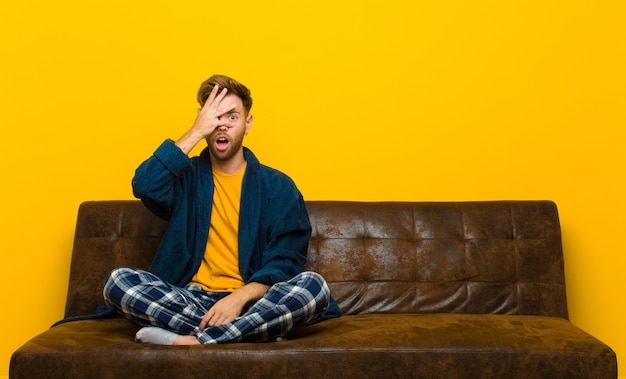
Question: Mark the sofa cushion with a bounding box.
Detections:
[11,314,615,379]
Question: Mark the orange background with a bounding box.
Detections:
[1,1,624,377]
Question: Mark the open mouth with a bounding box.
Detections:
[216,137,229,151]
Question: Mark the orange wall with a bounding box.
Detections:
[2,1,624,377]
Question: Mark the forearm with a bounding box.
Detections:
[175,128,205,155]
[232,282,270,305]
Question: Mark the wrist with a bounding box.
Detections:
[175,129,205,155]
[235,282,269,303]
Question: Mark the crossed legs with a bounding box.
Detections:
[103,267,330,344]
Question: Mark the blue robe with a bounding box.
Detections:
[135,139,311,288]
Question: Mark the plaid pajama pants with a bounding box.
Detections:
[103,267,330,344]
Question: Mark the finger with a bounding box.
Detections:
[203,87,228,112]
[200,316,213,331]
[215,102,237,119]
[198,311,213,332]
[207,316,221,327]
[202,85,221,109]
[214,86,229,104]
[217,315,233,326]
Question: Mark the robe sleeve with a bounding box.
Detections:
[132,139,192,220]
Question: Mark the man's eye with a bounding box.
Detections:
[229,114,238,121]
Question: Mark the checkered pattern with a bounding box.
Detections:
[103,268,330,344]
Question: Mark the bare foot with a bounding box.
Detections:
[173,335,201,345]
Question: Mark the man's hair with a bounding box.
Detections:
[197,75,253,114]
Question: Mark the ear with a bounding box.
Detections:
[245,114,253,135]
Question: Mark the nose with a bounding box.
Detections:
[217,116,234,129]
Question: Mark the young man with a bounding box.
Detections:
[103,75,340,345]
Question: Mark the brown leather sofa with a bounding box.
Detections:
[11,200,617,378]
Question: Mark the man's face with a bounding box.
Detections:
[205,94,253,162]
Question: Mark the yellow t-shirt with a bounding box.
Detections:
[190,163,246,292]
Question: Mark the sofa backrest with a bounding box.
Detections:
[64,200,568,320]
[65,201,167,319]
[305,201,568,319]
